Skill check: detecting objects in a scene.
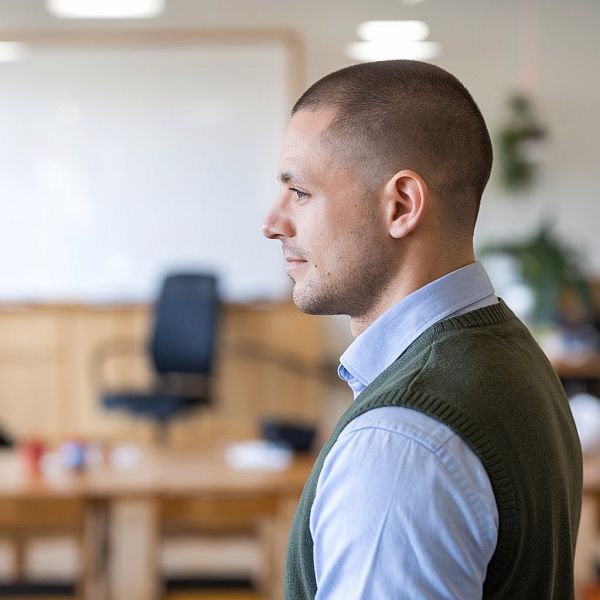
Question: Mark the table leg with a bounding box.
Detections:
[267,496,299,600]
[107,498,160,600]
[81,499,110,600]
[576,493,600,598]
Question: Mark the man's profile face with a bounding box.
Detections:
[262,108,393,318]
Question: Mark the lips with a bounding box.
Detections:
[285,256,307,274]
[282,243,308,274]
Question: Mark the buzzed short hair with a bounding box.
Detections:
[292,60,493,235]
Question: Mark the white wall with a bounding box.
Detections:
[0,0,598,299]
[0,40,290,302]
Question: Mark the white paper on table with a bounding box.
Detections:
[225,440,293,471]
[569,393,600,453]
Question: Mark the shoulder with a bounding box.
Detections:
[310,406,499,596]
[332,407,494,511]
[315,406,498,548]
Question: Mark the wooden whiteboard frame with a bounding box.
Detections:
[0,28,304,105]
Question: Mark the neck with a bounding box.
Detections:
[349,251,475,338]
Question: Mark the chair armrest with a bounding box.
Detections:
[89,337,146,392]
[226,340,339,385]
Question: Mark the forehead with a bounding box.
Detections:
[278,108,339,182]
[283,108,336,148]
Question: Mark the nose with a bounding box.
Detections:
[262,200,295,240]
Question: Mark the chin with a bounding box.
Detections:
[292,286,342,316]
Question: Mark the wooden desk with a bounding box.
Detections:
[553,354,600,382]
[575,456,600,596]
[0,447,313,600]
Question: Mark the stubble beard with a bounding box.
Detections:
[286,176,393,319]
[290,242,393,319]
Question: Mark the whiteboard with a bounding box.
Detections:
[0,39,292,302]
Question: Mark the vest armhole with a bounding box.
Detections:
[336,387,518,588]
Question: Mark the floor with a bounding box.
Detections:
[168,594,261,600]
[0,594,262,600]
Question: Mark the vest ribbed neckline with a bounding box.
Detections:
[431,298,514,332]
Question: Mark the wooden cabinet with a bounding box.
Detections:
[0,302,325,446]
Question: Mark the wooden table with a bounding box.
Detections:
[0,447,313,600]
[552,354,600,595]
[574,455,600,596]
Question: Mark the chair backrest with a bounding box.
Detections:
[149,273,219,376]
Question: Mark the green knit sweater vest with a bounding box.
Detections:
[285,301,582,599]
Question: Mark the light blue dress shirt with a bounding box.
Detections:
[310,262,500,599]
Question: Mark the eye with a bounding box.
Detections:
[289,187,309,201]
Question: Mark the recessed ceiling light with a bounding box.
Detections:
[346,41,442,62]
[0,42,27,63]
[358,21,430,43]
[46,0,165,19]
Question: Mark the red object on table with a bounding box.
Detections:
[21,439,45,476]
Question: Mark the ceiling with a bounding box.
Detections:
[0,0,596,89]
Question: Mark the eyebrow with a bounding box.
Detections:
[277,170,305,185]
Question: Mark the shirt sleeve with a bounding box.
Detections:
[309,407,499,600]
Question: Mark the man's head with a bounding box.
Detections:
[262,60,492,323]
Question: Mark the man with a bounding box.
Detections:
[262,60,582,599]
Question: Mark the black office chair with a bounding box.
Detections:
[98,273,219,441]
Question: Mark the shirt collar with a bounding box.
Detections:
[338,261,496,395]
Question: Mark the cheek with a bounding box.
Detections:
[303,204,379,272]
[316,234,359,277]
[339,215,384,264]
[299,213,331,260]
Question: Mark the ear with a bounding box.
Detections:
[382,170,428,239]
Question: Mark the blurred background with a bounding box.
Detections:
[0,0,599,599]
